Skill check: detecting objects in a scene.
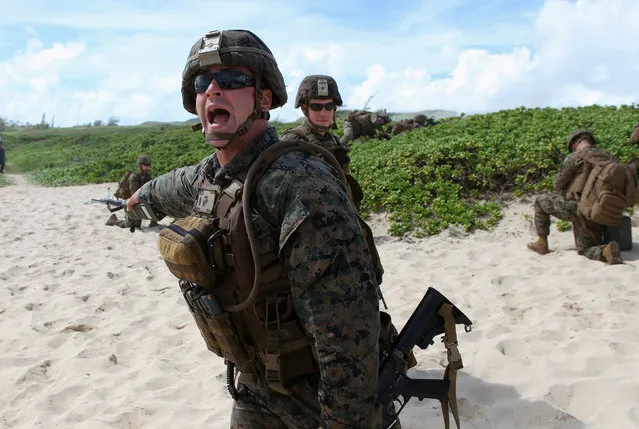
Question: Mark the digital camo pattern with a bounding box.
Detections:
[124,171,152,228]
[391,119,421,136]
[552,150,588,194]
[280,121,351,171]
[340,112,389,144]
[138,126,381,428]
[129,171,152,196]
[534,148,609,262]
[281,121,385,285]
[630,121,639,144]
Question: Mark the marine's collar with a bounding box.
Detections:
[205,126,280,187]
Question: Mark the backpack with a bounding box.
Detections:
[575,150,639,226]
[114,170,134,199]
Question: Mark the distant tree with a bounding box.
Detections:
[107,116,120,126]
[93,119,103,127]
[0,117,5,132]
[41,113,46,125]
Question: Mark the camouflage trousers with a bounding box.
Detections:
[533,193,607,262]
[340,121,357,144]
[230,374,389,429]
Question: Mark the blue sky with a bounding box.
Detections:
[1,0,638,127]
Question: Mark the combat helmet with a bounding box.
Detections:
[294,75,343,108]
[294,75,342,132]
[137,155,152,166]
[413,114,428,125]
[567,129,596,152]
[181,30,287,143]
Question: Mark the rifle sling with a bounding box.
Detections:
[438,303,462,429]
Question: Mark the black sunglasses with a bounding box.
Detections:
[308,102,336,112]
[194,70,255,93]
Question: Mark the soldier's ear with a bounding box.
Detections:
[259,88,272,111]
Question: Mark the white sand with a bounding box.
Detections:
[1,174,638,429]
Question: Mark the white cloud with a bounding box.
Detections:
[344,0,639,115]
[1,0,639,127]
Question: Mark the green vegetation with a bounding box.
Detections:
[3,104,639,236]
[351,104,639,236]
[555,220,572,232]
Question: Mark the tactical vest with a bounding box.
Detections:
[282,126,350,170]
[157,142,354,394]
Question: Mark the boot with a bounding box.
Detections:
[105,214,118,226]
[527,235,549,255]
[603,241,623,265]
[149,220,158,227]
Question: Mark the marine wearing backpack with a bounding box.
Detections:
[568,148,639,225]
[527,130,627,264]
[114,170,135,199]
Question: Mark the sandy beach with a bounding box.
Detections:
[1,174,638,429]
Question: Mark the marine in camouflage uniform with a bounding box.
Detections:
[527,130,623,264]
[390,114,437,136]
[281,74,385,291]
[280,75,351,173]
[131,30,382,428]
[108,155,156,229]
[630,121,639,145]
[340,110,391,144]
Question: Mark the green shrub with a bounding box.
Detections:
[4,104,639,236]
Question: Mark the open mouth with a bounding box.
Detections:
[208,108,231,126]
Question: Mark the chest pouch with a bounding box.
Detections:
[158,216,228,290]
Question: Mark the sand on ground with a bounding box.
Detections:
[1,174,638,429]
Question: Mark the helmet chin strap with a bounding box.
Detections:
[200,73,270,150]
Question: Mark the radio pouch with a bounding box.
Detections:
[158,216,227,290]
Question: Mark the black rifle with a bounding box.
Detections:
[378,287,472,429]
[91,198,165,222]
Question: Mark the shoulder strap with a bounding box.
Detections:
[282,127,310,142]
[439,303,462,429]
[576,148,615,167]
[224,141,349,313]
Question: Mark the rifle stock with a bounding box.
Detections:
[377,287,472,428]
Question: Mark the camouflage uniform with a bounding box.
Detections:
[118,170,153,229]
[281,120,351,172]
[340,111,391,144]
[391,119,421,136]
[138,126,381,428]
[532,147,613,261]
[630,121,639,144]
[281,119,384,286]
[390,114,437,136]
